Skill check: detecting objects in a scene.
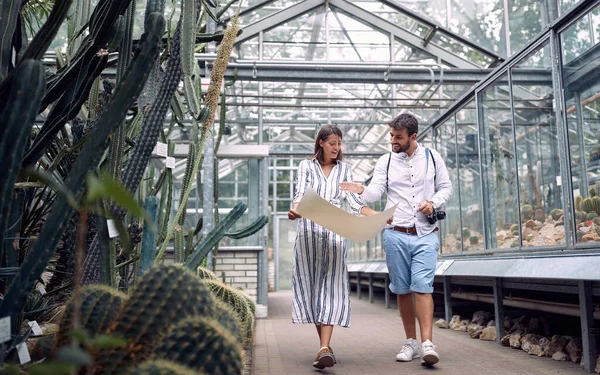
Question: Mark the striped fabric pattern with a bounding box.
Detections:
[291,159,365,327]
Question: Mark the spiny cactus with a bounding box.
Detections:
[54,285,127,350]
[586,212,598,221]
[589,187,597,197]
[225,216,269,239]
[461,227,470,238]
[576,211,587,223]
[139,196,159,276]
[154,317,243,375]
[582,198,593,213]
[575,195,583,211]
[520,204,533,220]
[510,223,519,232]
[92,264,217,375]
[214,300,244,343]
[129,360,198,375]
[197,266,218,281]
[469,236,479,245]
[549,208,563,221]
[591,196,600,214]
[204,280,254,341]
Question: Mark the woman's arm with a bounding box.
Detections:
[289,161,308,220]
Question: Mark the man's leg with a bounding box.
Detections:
[397,293,417,340]
[414,292,434,341]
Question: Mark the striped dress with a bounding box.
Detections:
[291,159,365,328]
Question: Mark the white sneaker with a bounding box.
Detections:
[395,338,419,362]
[420,339,440,366]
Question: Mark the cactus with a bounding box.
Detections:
[582,198,593,213]
[197,266,218,281]
[575,195,583,211]
[592,196,600,214]
[586,212,598,221]
[0,60,46,257]
[130,361,198,375]
[183,202,247,270]
[468,236,479,245]
[54,285,127,350]
[92,264,217,375]
[174,229,186,264]
[589,187,597,197]
[130,361,197,375]
[576,211,587,223]
[154,317,243,375]
[461,227,470,238]
[214,300,244,343]
[520,204,533,220]
[204,280,254,341]
[174,143,197,264]
[225,216,269,239]
[550,208,563,221]
[139,196,159,276]
[31,333,56,361]
[577,231,585,241]
[510,224,519,232]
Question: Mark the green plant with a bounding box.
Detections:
[461,227,470,238]
[520,204,533,220]
[582,198,593,213]
[592,196,600,214]
[510,223,519,232]
[154,317,242,374]
[54,285,127,350]
[204,279,254,341]
[575,195,583,211]
[197,266,218,281]
[469,236,479,245]
[139,196,159,276]
[92,264,218,375]
[586,212,598,221]
[549,208,563,221]
[213,300,244,343]
[588,187,597,197]
[129,360,198,375]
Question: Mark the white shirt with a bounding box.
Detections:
[361,143,453,237]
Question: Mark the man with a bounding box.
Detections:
[340,113,452,366]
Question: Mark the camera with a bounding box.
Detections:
[426,210,446,224]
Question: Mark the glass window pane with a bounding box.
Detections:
[561,5,600,244]
[511,41,565,247]
[456,100,486,251]
[435,121,462,254]
[478,73,520,250]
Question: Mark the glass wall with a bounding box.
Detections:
[562,3,600,244]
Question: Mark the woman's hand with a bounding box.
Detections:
[339,182,364,194]
[288,209,302,220]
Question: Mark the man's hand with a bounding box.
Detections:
[419,200,434,216]
[288,209,302,220]
[339,182,364,194]
[387,217,393,225]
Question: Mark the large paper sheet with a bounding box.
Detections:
[296,187,397,242]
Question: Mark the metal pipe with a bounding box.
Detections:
[451,291,600,320]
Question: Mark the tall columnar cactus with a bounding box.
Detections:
[154,317,243,375]
[139,196,159,276]
[129,361,198,375]
[0,15,163,328]
[54,285,127,350]
[92,264,217,375]
[204,280,254,341]
[0,60,46,259]
[174,143,197,263]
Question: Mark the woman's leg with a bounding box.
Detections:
[320,325,334,348]
[315,324,322,340]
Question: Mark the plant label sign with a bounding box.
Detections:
[154,142,168,157]
[0,316,10,343]
[16,342,31,364]
[28,321,43,336]
[107,219,119,238]
[36,283,47,295]
[166,156,175,169]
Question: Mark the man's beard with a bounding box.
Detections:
[392,143,409,153]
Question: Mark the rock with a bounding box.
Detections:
[552,351,569,361]
[565,338,582,363]
[528,317,542,334]
[546,335,569,357]
[471,310,492,326]
[434,319,449,329]
[525,220,537,228]
[480,327,497,341]
[595,354,600,373]
[504,316,512,330]
[510,332,523,349]
[528,344,544,356]
[501,334,511,347]
[454,319,470,332]
[467,324,483,335]
[449,315,461,330]
[470,328,483,339]
[582,233,600,242]
[487,320,495,328]
[521,334,543,353]
[538,337,550,357]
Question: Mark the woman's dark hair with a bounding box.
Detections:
[312,125,343,164]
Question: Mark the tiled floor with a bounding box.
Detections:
[251,291,586,375]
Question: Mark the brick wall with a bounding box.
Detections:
[214,250,259,302]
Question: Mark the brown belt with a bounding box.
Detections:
[392,226,438,235]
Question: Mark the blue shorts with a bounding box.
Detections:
[383,229,439,294]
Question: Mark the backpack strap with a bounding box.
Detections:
[426,148,437,190]
[385,152,392,192]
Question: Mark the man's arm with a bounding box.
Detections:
[340,155,388,203]
[430,150,453,209]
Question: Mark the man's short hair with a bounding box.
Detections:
[388,113,418,137]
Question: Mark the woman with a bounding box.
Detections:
[288,125,377,369]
